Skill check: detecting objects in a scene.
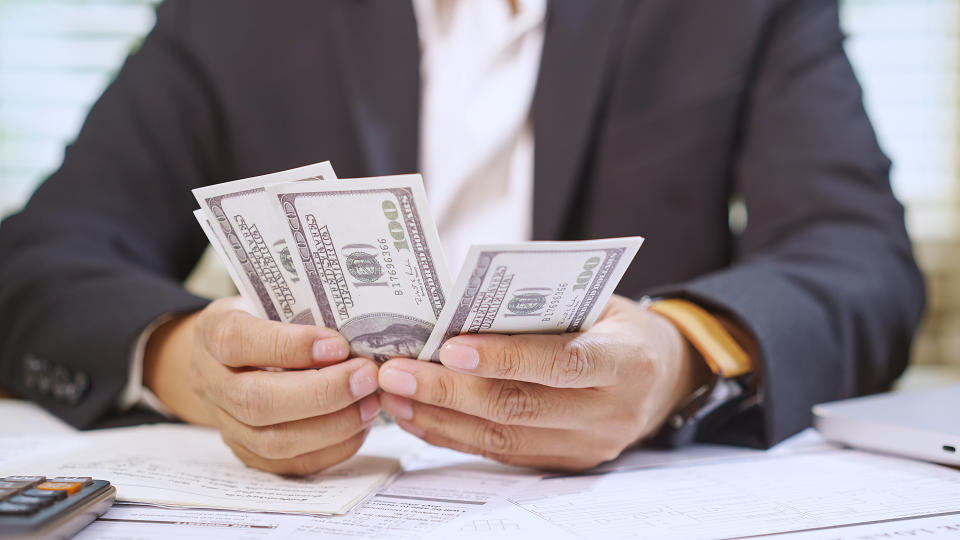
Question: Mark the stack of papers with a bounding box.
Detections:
[2,400,960,539]
[0,422,414,516]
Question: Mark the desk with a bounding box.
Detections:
[2,388,960,540]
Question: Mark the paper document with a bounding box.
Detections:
[764,511,960,539]
[509,449,960,540]
[286,458,541,538]
[1,424,404,515]
[589,426,835,474]
[72,444,542,540]
[4,398,960,539]
[75,504,299,540]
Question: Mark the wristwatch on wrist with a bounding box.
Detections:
[641,297,757,447]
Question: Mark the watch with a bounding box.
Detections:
[641,297,757,447]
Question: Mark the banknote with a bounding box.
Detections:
[193,161,337,324]
[418,237,644,361]
[193,209,248,306]
[267,175,452,361]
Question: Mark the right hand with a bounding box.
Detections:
[144,297,381,475]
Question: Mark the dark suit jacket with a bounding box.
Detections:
[0,0,924,447]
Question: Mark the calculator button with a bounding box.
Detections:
[0,487,21,500]
[0,501,37,515]
[2,476,46,486]
[0,481,28,494]
[1,480,38,490]
[7,495,53,509]
[50,476,93,486]
[36,481,83,495]
[1,478,45,492]
[21,488,66,501]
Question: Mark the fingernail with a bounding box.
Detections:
[396,420,425,438]
[380,367,417,396]
[359,395,380,423]
[314,337,349,362]
[440,342,480,371]
[350,367,378,398]
[382,394,413,420]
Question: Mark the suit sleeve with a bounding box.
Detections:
[654,0,925,447]
[0,1,219,427]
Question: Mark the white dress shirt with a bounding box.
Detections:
[414,0,545,270]
[118,0,546,412]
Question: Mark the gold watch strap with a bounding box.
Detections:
[647,298,752,378]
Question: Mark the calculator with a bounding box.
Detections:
[0,476,115,540]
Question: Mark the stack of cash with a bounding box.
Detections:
[192,162,643,362]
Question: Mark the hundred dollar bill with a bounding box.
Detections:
[193,209,247,304]
[267,175,452,361]
[193,161,337,324]
[418,237,644,361]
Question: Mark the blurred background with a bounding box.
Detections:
[1,0,958,387]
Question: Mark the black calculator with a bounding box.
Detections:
[0,476,114,540]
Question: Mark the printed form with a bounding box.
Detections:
[61,430,960,540]
[72,444,543,540]
[0,423,409,515]
[2,397,959,540]
[505,449,960,540]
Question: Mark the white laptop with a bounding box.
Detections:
[813,385,960,466]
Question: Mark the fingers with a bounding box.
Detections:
[198,297,350,369]
[381,397,619,471]
[381,394,617,461]
[436,332,623,388]
[216,394,380,461]
[225,429,370,476]
[197,355,380,426]
[190,299,381,476]
[378,358,594,428]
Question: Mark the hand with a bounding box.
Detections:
[377,295,712,470]
[144,297,381,475]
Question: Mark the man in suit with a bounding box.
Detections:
[0,0,924,474]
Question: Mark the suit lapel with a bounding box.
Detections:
[532,0,626,240]
[326,0,625,237]
[327,1,420,176]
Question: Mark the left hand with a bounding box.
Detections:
[378,295,712,471]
